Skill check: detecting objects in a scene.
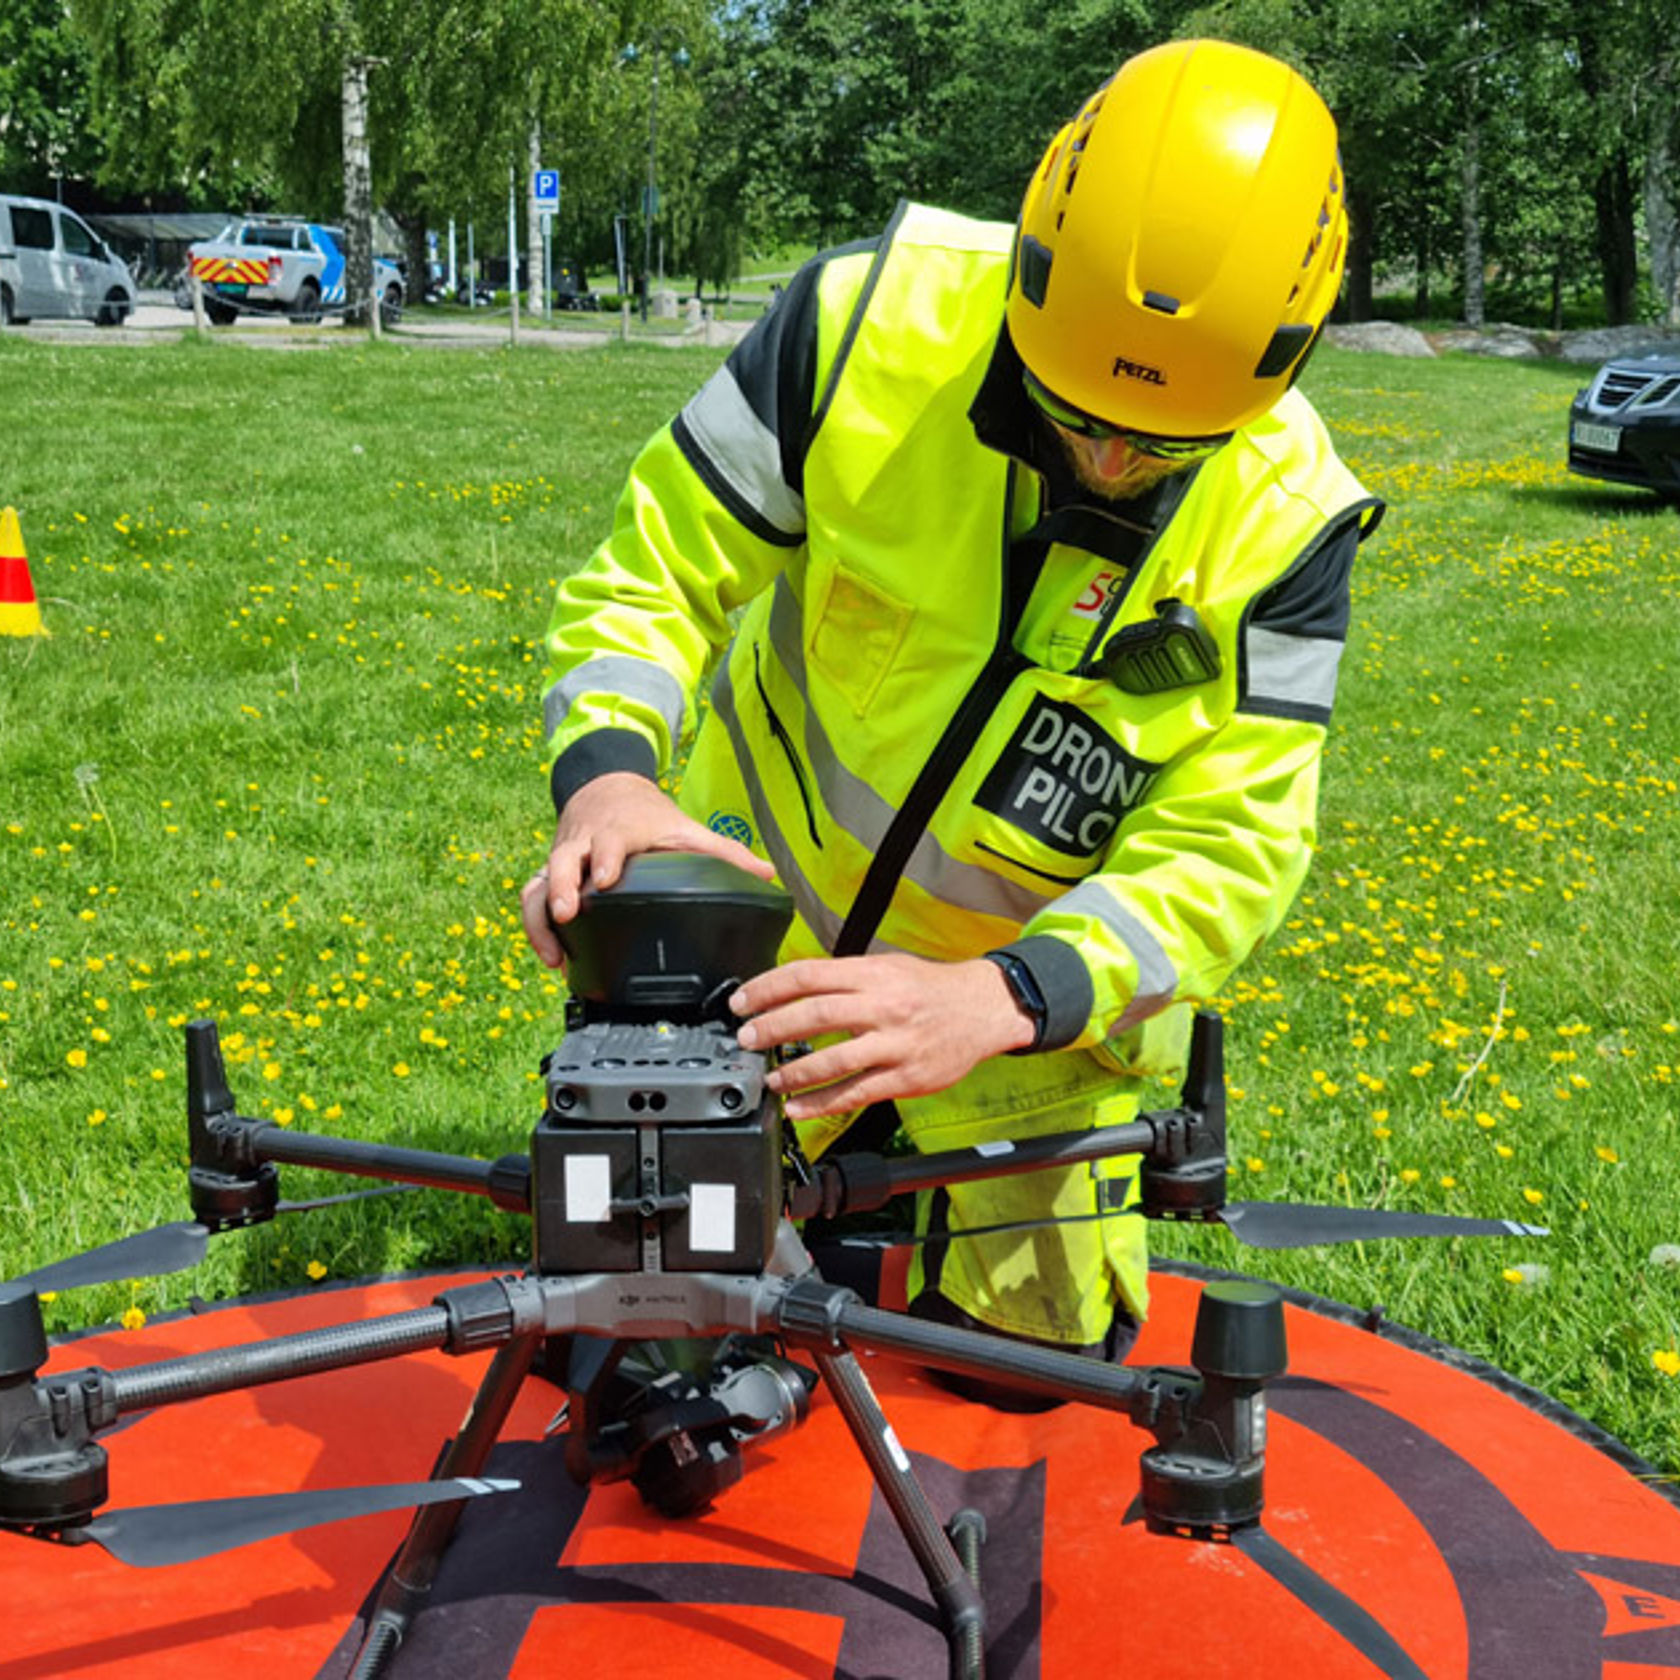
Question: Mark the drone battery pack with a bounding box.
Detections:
[533,1021,781,1276]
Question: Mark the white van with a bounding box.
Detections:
[0,195,137,327]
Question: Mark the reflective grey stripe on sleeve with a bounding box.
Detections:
[1241,627,1344,725]
[711,653,851,954]
[765,577,1062,927]
[543,654,687,749]
[1050,880,1178,1033]
[679,368,807,542]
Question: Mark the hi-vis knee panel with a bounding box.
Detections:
[903,1078,1151,1345]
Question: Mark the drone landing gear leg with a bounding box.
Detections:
[348,1329,542,1680]
[810,1345,987,1680]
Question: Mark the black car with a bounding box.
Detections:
[1568,344,1680,501]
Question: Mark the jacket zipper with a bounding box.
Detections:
[754,641,822,848]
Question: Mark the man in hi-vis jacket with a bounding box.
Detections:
[524,38,1383,1381]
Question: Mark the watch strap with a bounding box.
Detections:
[981,950,1048,1055]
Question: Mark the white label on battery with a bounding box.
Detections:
[882,1424,911,1473]
[973,1140,1015,1157]
[689,1182,737,1252]
[565,1155,612,1223]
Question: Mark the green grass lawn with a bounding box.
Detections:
[0,333,1676,1474]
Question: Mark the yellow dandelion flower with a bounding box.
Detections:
[1652,1350,1680,1378]
[1522,1187,1543,1204]
[65,1048,88,1069]
[306,1260,328,1281]
[1596,1146,1619,1164]
[120,1306,147,1332]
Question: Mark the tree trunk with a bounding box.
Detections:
[342,56,375,330]
[1459,4,1485,327]
[1462,111,1485,326]
[1345,176,1375,322]
[1645,100,1680,327]
[527,123,546,316]
[391,209,430,309]
[1594,153,1640,325]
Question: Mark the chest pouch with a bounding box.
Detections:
[1093,598,1222,695]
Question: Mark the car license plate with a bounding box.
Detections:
[215,283,248,298]
[1572,420,1621,453]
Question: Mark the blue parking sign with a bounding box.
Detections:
[532,169,560,210]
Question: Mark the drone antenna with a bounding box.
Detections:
[1138,1011,1230,1224]
[184,1019,280,1232]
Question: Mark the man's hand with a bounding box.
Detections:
[521,773,775,966]
[730,953,1037,1120]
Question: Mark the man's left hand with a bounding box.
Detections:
[730,953,1037,1120]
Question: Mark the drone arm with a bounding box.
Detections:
[0,1278,544,1537]
[784,1014,1231,1221]
[772,1273,1185,1421]
[188,1019,533,1219]
[235,1121,533,1214]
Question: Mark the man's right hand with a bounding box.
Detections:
[521,772,776,967]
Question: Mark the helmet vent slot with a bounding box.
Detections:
[1059,81,1111,201]
[1143,291,1180,316]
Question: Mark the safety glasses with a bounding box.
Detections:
[1022,369,1230,462]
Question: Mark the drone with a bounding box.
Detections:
[0,856,1546,1680]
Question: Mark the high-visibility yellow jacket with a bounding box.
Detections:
[542,203,1383,1344]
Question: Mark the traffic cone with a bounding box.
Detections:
[0,506,46,637]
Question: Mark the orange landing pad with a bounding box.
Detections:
[1,1264,1677,1680]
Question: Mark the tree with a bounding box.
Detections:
[69,0,660,317]
[0,0,101,196]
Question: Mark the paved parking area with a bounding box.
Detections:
[4,291,749,349]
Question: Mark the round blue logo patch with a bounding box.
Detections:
[707,811,755,848]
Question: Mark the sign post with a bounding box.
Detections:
[533,169,560,319]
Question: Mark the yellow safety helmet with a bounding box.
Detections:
[1007,38,1347,441]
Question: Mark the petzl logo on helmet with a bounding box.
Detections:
[1112,354,1167,386]
[975,697,1160,858]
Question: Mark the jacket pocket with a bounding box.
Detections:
[808,559,915,717]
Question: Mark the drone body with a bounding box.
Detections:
[0,857,1625,1680]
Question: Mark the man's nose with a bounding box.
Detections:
[1079,433,1138,479]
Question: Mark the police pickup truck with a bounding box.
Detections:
[186,219,403,325]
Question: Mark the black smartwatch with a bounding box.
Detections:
[981,950,1048,1054]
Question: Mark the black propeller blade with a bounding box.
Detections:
[1216,1201,1548,1250]
[14,1185,421,1294]
[821,1201,1547,1256]
[19,1222,212,1294]
[67,1475,520,1568]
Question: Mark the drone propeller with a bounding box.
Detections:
[825,1199,1547,1256]
[1213,1200,1548,1250]
[47,1475,520,1568]
[13,1185,422,1294]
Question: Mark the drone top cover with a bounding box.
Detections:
[558,854,793,1015]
